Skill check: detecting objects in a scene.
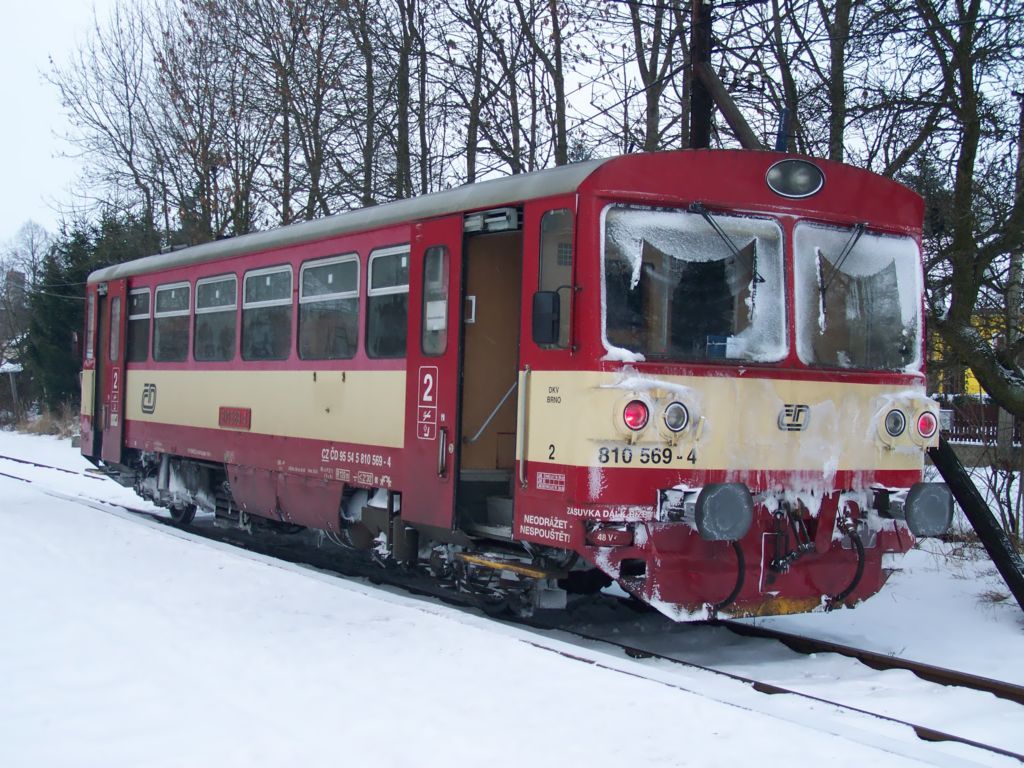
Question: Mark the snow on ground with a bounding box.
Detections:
[750,539,1024,684]
[746,460,1024,686]
[1,430,1022,767]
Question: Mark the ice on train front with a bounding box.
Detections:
[516,158,952,620]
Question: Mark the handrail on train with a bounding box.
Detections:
[464,380,519,445]
[518,367,531,488]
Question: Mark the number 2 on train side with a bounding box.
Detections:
[419,366,437,405]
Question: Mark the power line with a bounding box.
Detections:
[29,290,86,302]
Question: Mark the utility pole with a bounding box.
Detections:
[688,0,763,150]
[689,0,713,149]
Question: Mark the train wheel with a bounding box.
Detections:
[477,594,510,617]
[169,504,197,526]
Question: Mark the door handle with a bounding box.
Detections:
[438,426,448,477]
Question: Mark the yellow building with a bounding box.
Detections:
[928,311,1006,397]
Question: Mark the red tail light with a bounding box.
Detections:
[623,400,649,431]
[917,411,937,439]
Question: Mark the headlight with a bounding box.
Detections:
[663,401,689,433]
[884,409,906,438]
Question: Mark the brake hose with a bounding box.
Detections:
[828,523,866,608]
[710,540,746,614]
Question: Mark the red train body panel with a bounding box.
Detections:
[81,150,949,620]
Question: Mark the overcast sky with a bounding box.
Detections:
[1,1,109,246]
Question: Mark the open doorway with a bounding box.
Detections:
[457,231,522,537]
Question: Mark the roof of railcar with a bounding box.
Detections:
[88,157,611,283]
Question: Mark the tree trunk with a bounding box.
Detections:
[826,0,852,162]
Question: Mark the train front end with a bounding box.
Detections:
[515,152,951,620]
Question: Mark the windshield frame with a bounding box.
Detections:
[793,220,924,373]
[599,203,788,365]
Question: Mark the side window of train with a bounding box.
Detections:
[537,209,574,349]
[421,246,449,356]
[153,282,191,362]
[127,288,150,363]
[108,297,121,362]
[85,293,96,360]
[299,254,359,360]
[195,275,237,362]
[126,288,150,364]
[367,246,409,359]
[242,265,293,361]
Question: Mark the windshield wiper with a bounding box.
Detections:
[820,223,866,296]
[688,201,764,284]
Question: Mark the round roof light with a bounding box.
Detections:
[663,402,689,433]
[917,411,938,439]
[884,409,906,438]
[623,400,649,431]
[766,159,824,199]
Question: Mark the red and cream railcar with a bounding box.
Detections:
[81,149,951,620]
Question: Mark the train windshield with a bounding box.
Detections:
[602,205,786,363]
[794,222,922,371]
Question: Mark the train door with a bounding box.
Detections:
[97,279,128,464]
[456,215,523,537]
[82,287,101,458]
[403,217,464,530]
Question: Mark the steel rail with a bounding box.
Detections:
[716,619,1024,707]
[553,626,1024,764]
[0,452,105,480]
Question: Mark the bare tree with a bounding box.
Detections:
[340,0,384,207]
[909,0,1024,415]
[513,0,571,166]
[1,222,51,345]
[479,4,534,173]
[49,1,160,224]
[626,0,684,152]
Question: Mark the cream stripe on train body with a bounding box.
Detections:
[123,369,406,448]
[119,367,928,488]
[519,369,930,480]
[81,369,94,417]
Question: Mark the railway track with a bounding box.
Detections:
[716,620,1024,707]
[4,453,1023,765]
[0,451,106,479]
[543,625,1024,764]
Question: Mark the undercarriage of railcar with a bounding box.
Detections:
[98,445,953,621]
[108,449,575,616]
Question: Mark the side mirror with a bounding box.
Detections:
[532,291,560,346]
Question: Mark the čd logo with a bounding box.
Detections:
[778,403,810,431]
[141,383,157,414]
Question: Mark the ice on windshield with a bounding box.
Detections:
[602,205,786,363]
[794,222,921,371]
